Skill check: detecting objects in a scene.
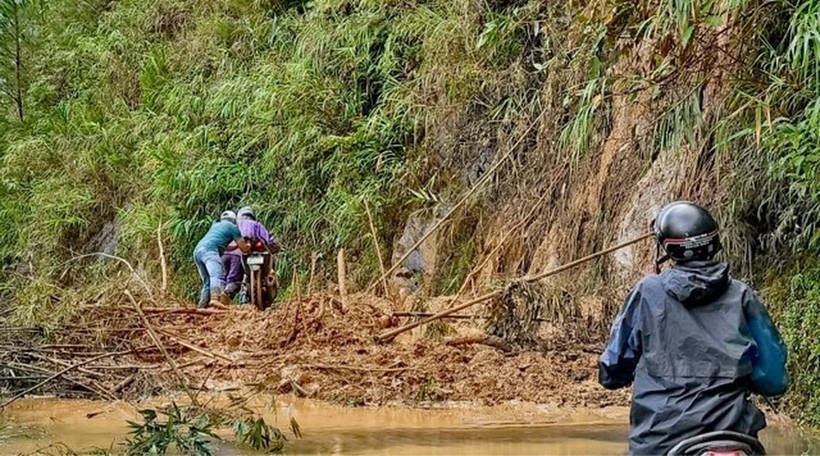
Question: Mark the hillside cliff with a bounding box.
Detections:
[1,0,818,421]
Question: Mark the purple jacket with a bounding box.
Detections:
[225,217,279,256]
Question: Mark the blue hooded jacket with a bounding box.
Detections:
[599,260,788,455]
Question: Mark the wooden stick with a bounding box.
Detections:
[392,311,552,322]
[290,380,309,397]
[83,364,161,370]
[302,364,413,373]
[445,192,550,315]
[296,265,303,304]
[0,362,116,401]
[308,252,318,295]
[523,233,654,282]
[364,201,390,299]
[393,311,481,318]
[378,291,498,342]
[366,111,545,293]
[283,266,302,347]
[337,249,348,311]
[125,290,197,406]
[25,352,104,378]
[112,374,136,394]
[288,265,298,305]
[0,375,48,381]
[69,253,154,299]
[157,220,168,293]
[193,361,223,404]
[296,270,314,346]
[446,335,514,353]
[101,306,227,315]
[156,329,234,363]
[377,233,653,342]
[0,349,135,409]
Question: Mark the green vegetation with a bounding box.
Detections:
[125,402,294,455]
[125,405,217,455]
[0,0,818,423]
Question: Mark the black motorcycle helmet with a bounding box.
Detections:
[653,201,722,268]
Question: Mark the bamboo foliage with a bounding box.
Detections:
[0,0,818,418]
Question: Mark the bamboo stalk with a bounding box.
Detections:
[366,110,545,293]
[337,249,348,311]
[447,192,550,313]
[378,291,499,343]
[391,311,552,322]
[156,329,234,363]
[308,252,318,295]
[376,233,653,342]
[125,290,197,406]
[523,233,653,282]
[364,201,390,299]
[302,364,413,373]
[157,220,168,293]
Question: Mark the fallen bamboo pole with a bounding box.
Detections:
[524,232,653,282]
[366,110,545,294]
[302,364,414,373]
[446,192,550,310]
[125,290,197,406]
[376,233,653,342]
[393,312,481,319]
[391,311,552,322]
[156,329,234,363]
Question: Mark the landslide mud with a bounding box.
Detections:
[8,292,629,408]
[135,293,629,407]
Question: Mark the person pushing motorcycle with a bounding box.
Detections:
[193,210,250,308]
[599,202,788,455]
[221,206,280,303]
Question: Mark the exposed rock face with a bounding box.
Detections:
[390,207,446,296]
[387,15,743,313]
[84,220,121,257]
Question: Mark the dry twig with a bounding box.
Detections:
[125,289,197,406]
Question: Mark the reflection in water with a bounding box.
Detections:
[288,424,629,455]
[0,398,817,455]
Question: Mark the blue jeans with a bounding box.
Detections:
[194,247,223,308]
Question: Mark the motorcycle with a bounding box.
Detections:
[667,431,766,456]
[243,236,279,311]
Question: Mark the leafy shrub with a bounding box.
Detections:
[125,404,217,456]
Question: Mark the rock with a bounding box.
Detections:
[390,207,447,295]
[83,219,121,257]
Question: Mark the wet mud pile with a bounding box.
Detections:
[1,292,629,408]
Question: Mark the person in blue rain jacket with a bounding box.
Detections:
[600,201,788,456]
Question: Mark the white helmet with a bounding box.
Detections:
[220,210,237,224]
[237,206,255,220]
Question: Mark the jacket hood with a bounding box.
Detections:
[661,260,730,306]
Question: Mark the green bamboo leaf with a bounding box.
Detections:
[681,24,695,48]
[704,15,723,28]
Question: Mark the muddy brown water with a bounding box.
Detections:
[0,397,817,455]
